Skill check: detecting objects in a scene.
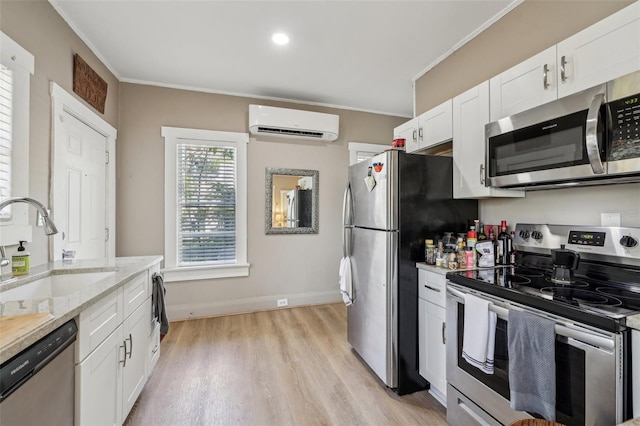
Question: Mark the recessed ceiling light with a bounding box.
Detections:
[272,33,290,46]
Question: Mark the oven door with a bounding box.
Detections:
[486,83,607,189]
[446,283,624,426]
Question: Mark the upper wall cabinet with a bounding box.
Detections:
[393,118,419,152]
[489,46,558,122]
[556,1,640,99]
[394,99,453,154]
[489,1,640,122]
[452,82,524,199]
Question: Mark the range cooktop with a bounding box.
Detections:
[447,224,640,332]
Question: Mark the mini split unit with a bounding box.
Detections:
[248,104,340,142]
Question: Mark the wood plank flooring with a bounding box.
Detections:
[124,303,447,426]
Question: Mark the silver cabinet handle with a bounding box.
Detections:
[560,55,568,83]
[412,129,417,142]
[442,322,446,345]
[543,64,550,89]
[479,164,485,185]
[424,284,441,293]
[585,93,606,174]
[418,127,423,141]
[126,333,133,359]
[120,343,127,367]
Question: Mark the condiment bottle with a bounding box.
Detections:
[425,239,436,265]
[497,220,512,265]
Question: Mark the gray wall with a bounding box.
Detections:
[0,0,120,265]
[117,84,404,319]
[414,0,640,229]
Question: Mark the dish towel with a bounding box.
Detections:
[339,257,353,306]
[152,272,169,340]
[508,309,556,421]
[462,293,497,374]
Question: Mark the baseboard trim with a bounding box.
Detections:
[167,289,342,321]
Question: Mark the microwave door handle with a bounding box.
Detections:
[585,93,606,175]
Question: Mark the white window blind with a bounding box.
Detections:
[0,64,12,220]
[177,143,236,265]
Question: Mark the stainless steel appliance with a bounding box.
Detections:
[342,150,477,395]
[0,319,77,425]
[446,224,639,425]
[486,70,640,190]
[286,188,312,228]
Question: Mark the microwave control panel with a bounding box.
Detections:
[609,93,640,161]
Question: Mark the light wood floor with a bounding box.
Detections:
[124,303,447,426]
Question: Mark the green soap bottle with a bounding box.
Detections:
[12,240,30,276]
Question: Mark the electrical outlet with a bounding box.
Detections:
[277,298,288,307]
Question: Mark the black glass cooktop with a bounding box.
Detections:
[446,260,640,332]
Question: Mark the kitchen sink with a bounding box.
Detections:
[0,271,116,303]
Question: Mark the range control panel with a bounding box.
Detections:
[513,223,640,265]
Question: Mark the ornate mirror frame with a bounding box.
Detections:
[265,168,319,234]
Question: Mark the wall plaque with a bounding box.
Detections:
[73,54,107,114]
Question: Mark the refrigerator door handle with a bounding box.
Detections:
[342,184,353,257]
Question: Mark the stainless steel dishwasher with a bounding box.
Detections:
[0,319,77,425]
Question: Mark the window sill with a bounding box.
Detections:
[161,263,250,282]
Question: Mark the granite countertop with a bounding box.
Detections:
[0,256,163,364]
[628,314,640,331]
[416,262,477,275]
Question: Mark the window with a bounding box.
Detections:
[0,32,33,244]
[348,142,385,165]
[162,127,249,282]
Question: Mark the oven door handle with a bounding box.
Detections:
[446,286,615,351]
[585,92,606,175]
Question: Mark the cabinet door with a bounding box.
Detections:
[394,118,419,153]
[425,302,447,401]
[122,298,152,421]
[489,46,557,121]
[453,82,524,199]
[76,325,123,426]
[419,99,453,149]
[418,297,428,380]
[557,2,640,98]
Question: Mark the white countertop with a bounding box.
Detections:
[0,256,162,364]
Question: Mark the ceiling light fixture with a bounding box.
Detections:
[272,33,290,46]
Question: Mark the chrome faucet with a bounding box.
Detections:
[0,197,59,280]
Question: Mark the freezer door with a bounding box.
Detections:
[347,227,398,388]
[348,151,397,230]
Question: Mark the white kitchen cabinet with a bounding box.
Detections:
[418,268,448,405]
[452,81,524,199]
[557,1,640,99]
[122,298,152,418]
[418,99,453,150]
[395,100,453,154]
[75,269,156,426]
[393,118,419,152]
[489,46,558,122]
[76,324,123,426]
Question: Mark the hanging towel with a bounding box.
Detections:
[508,309,556,421]
[462,293,497,374]
[152,272,169,340]
[339,257,353,306]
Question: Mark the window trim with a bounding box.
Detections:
[348,141,386,165]
[162,126,249,282]
[0,32,34,245]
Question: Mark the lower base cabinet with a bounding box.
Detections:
[75,267,158,426]
[418,298,447,404]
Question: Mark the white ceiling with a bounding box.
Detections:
[50,0,519,118]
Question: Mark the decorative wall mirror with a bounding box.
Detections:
[265,168,319,234]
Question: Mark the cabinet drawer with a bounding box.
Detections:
[123,271,150,319]
[77,288,124,362]
[418,269,446,307]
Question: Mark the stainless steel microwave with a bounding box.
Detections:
[486,70,640,189]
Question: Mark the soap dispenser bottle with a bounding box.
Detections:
[12,241,30,276]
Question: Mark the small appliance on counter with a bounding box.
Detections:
[445,223,640,426]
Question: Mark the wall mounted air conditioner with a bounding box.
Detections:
[248,104,339,142]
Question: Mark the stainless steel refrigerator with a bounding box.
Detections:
[342,150,477,395]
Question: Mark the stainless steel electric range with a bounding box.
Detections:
[445,224,639,426]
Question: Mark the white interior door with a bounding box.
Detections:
[58,110,107,258]
[50,84,116,261]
